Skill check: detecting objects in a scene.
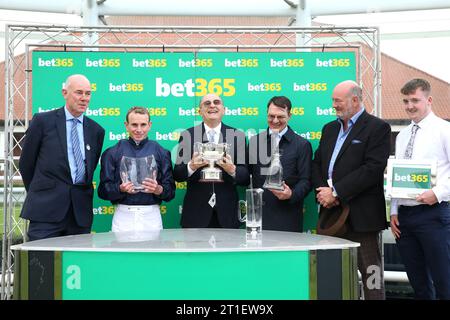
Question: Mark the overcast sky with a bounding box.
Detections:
[1,8,450,82]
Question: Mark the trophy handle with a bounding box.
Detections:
[238,200,247,222]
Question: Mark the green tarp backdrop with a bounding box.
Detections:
[32,51,356,232]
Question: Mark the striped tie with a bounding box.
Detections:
[71,118,85,183]
[404,124,419,159]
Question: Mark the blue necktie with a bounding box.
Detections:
[71,118,85,183]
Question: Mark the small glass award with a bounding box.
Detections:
[120,155,157,191]
[196,142,230,182]
[263,150,284,190]
[238,188,264,240]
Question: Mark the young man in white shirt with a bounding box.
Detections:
[390,78,450,300]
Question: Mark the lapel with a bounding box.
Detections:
[335,110,368,162]
[219,123,228,143]
[55,107,71,176]
[198,123,208,143]
[264,126,293,155]
[83,117,92,181]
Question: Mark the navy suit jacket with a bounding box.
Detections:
[249,126,312,232]
[19,107,105,227]
[311,111,391,232]
[173,123,250,228]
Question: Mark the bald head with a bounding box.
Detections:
[62,74,92,117]
[333,80,362,101]
[64,74,90,90]
[332,80,363,123]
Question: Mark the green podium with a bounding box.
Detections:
[12,229,359,300]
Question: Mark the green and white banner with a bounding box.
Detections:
[32,51,356,231]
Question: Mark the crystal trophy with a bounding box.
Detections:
[238,188,264,240]
[263,150,284,190]
[120,155,157,191]
[196,142,230,182]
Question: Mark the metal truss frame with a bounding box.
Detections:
[1,25,380,299]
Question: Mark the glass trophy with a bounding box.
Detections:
[238,188,264,240]
[120,155,157,191]
[196,142,230,182]
[263,151,284,190]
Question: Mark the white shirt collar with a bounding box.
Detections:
[64,106,84,123]
[204,123,222,135]
[412,111,435,129]
[269,126,288,138]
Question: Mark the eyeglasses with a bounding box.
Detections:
[202,99,222,107]
[268,114,287,121]
[73,90,92,97]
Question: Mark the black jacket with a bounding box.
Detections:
[312,111,391,232]
[98,138,175,205]
[174,123,250,228]
[249,126,312,232]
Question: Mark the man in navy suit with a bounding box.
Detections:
[174,94,250,228]
[249,96,312,232]
[312,80,391,299]
[19,74,105,241]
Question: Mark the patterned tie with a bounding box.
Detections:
[208,130,216,143]
[404,124,419,159]
[71,118,85,183]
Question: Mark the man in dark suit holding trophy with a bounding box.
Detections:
[248,96,312,232]
[174,94,250,228]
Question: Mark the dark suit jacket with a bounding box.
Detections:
[173,123,250,228]
[311,111,391,232]
[249,127,312,232]
[19,107,105,228]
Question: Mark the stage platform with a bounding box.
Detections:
[12,228,359,300]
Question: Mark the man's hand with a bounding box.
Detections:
[217,154,236,176]
[316,186,339,208]
[390,215,401,239]
[120,181,137,194]
[270,182,292,200]
[416,190,438,205]
[141,178,163,195]
[189,152,208,171]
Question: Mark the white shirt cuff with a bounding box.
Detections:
[187,161,195,177]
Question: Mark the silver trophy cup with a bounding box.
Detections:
[120,155,157,191]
